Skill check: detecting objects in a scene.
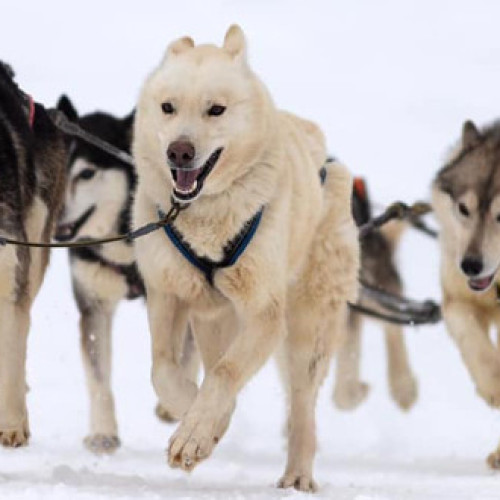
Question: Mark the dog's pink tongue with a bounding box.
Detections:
[175,168,201,191]
[470,276,492,290]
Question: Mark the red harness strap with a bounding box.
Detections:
[353,177,367,201]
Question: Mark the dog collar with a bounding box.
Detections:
[158,206,264,286]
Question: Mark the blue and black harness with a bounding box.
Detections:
[159,164,329,286]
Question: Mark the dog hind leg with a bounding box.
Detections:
[385,323,418,410]
[333,311,370,410]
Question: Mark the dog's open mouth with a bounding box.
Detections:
[468,273,495,292]
[54,206,96,242]
[170,148,223,203]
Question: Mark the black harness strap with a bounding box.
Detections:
[159,164,329,285]
[48,109,134,166]
[72,247,145,299]
[160,207,264,285]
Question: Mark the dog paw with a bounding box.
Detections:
[0,421,30,448]
[84,434,121,454]
[390,374,418,411]
[168,420,218,471]
[155,403,178,424]
[333,381,370,410]
[168,407,231,472]
[277,472,318,492]
[476,385,500,408]
[487,450,500,469]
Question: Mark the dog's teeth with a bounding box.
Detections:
[175,181,197,195]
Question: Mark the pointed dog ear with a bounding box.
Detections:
[166,36,195,58]
[56,94,78,122]
[462,120,481,149]
[223,24,246,61]
[123,110,135,147]
[123,110,135,130]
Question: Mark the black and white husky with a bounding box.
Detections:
[0,62,67,447]
[55,96,197,453]
[55,96,141,453]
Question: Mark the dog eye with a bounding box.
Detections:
[458,202,470,217]
[161,102,175,115]
[207,105,226,117]
[79,169,96,181]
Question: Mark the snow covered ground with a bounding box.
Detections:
[2,1,500,498]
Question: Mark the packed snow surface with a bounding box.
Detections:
[2,1,500,498]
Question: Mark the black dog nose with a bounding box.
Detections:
[167,140,195,168]
[461,257,483,277]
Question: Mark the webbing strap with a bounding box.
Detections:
[161,208,264,285]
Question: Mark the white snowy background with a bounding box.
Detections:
[1,1,500,498]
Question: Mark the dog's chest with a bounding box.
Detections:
[172,215,252,263]
[71,256,130,302]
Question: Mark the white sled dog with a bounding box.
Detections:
[132,25,359,492]
[433,120,500,468]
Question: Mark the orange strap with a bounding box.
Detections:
[353,177,366,200]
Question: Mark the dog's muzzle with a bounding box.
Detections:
[55,205,96,242]
[169,148,223,203]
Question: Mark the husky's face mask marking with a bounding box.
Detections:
[56,158,128,241]
[434,120,500,293]
[138,26,272,203]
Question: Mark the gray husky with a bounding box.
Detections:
[433,120,500,468]
[55,96,197,453]
[0,62,67,446]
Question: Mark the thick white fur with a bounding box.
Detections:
[132,25,359,492]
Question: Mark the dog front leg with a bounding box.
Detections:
[156,325,200,424]
[0,299,30,447]
[147,288,198,421]
[447,302,500,469]
[168,299,286,471]
[444,301,500,406]
[278,299,346,493]
[77,294,120,454]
